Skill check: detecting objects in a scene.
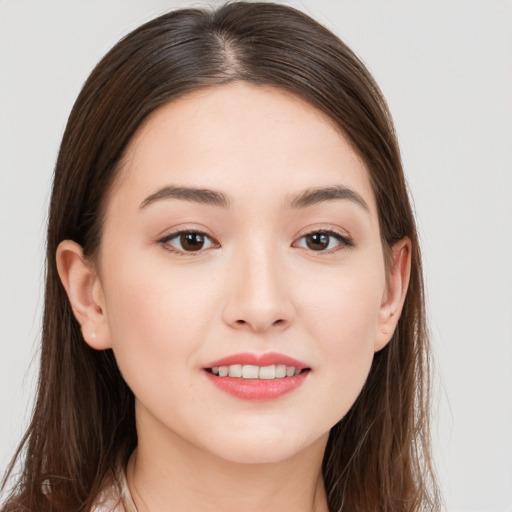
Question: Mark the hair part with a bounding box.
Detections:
[2,3,440,511]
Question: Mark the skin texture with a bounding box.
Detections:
[57,82,410,512]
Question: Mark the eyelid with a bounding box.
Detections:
[292,227,354,254]
[156,225,354,256]
[158,229,219,255]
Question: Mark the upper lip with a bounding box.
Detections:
[204,352,309,370]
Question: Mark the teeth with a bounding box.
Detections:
[275,365,286,378]
[242,365,259,379]
[211,364,303,379]
[259,365,276,380]
[228,364,242,378]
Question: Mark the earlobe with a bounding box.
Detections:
[375,237,412,352]
[56,240,112,350]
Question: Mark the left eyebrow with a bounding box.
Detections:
[289,185,370,212]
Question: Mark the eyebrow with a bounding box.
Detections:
[139,185,230,209]
[139,184,369,212]
[290,185,369,212]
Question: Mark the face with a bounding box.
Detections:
[89,83,392,464]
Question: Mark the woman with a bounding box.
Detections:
[2,2,440,511]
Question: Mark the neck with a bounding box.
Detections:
[127,408,329,512]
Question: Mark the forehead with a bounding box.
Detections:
[111,82,376,213]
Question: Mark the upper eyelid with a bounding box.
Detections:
[294,226,353,243]
[158,230,218,255]
[159,228,216,242]
[158,232,352,259]
[294,230,353,248]
[159,227,349,237]
[300,228,346,238]
[158,227,352,242]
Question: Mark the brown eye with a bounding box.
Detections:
[160,231,216,253]
[294,230,353,253]
[180,232,206,251]
[306,233,330,250]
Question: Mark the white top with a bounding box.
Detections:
[90,470,138,512]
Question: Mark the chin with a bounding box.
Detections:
[214,445,300,465]
[203,427,327,465]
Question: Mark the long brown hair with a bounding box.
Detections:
[2,2,440,510]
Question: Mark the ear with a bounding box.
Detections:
[375,237,412,352]
[56,240,112,350]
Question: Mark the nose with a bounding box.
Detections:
[221,245,295,333]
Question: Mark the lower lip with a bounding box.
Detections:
[204,371,309,400]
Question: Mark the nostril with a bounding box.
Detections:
[228,313,291,332]
[235,318,285,327]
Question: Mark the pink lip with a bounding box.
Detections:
[203,352,310,401]
[204,371,309,401]
[204,352,309,370]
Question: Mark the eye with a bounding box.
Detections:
[294,230,353,253]
[159,230,217,253]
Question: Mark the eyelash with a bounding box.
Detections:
[293,229,354,254]
[158,230,219,256]
[158,229,354,256]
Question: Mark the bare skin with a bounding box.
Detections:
[57,82,410,512]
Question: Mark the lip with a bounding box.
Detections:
[204,352,309,370]
[203,352,310,401]
[204,371,309,400]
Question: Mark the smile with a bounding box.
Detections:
[209,364,303,379]
[203,353,310,400]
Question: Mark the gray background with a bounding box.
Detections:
[1,1,511,510]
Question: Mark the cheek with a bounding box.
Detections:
[299,266,383,350]
[295,264,384,412]
[101,254,220,388]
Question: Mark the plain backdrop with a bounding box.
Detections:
[1,1,511,510]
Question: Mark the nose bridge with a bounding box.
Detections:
[223,237,293,331]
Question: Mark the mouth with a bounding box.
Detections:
[205,364,309,380]
[203,353,311,400]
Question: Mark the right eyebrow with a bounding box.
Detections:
[139,185,230,209]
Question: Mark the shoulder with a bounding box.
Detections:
[90,483,125,512]
[91,468,137,512]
